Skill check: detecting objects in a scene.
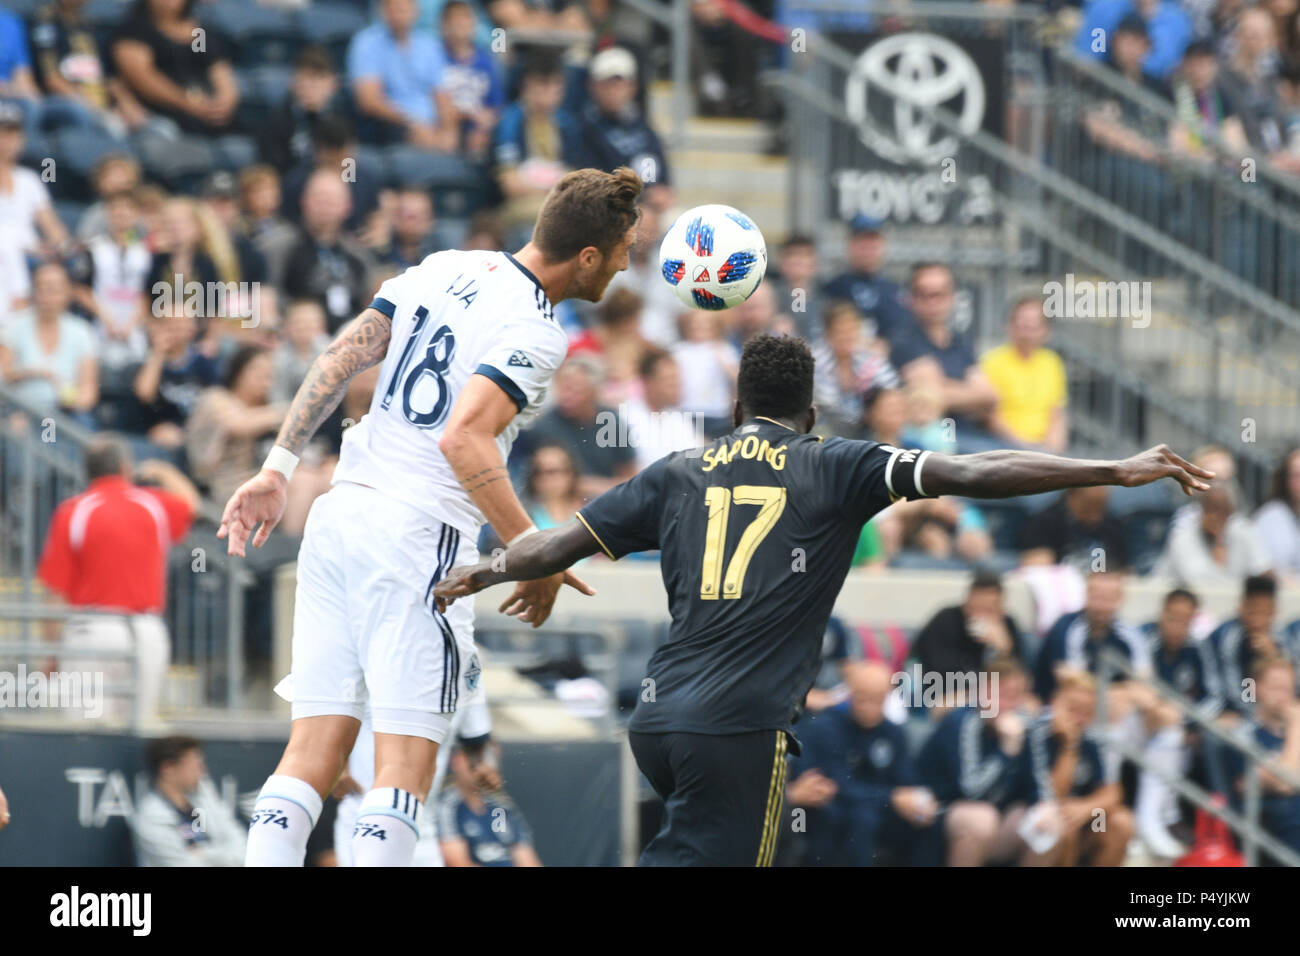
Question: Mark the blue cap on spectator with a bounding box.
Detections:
[848,213,885,235]
[0,101,23,129]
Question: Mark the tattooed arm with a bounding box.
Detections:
[437,374,593,627]
[218,308,392,556]
[275,307,392,454]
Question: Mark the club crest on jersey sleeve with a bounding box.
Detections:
[507,350,534,368]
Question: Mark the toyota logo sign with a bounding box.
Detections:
[844,32,986,165]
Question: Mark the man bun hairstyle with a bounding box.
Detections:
[532,167,642,263]
[736,333,814,421]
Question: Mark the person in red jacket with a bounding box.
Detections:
[38,434,199,726]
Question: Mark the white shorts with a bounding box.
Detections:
[274,481,484,742]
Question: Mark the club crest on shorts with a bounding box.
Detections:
[465,654,482,691]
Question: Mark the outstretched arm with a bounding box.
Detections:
[921,444,1213,500]
[434,519,600,613]
[218,308,392,556]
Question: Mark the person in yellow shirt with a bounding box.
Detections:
[981,297,1068,452]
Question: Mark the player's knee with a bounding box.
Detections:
[1108,807,1136,842]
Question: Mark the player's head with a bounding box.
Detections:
[529,166,642,303]
[145,735,205,791]
[86,434,133,481]
[1083,571,1125,630]
[963,568,1004,621]
[734,333,816,432]
[1051,669,1097,734]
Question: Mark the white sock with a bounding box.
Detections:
[245,774,323,867]
[1136,727,1186,858]
[351,787,422,867]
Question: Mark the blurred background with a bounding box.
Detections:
[2,0,1300,867]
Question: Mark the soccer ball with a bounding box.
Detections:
[658,204,767,310]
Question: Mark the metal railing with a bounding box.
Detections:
[0,385,250,712]
[768,22,1299,503]
[0,605,143,731]
[1097,649,1300,867]
[1043,48,1300,310]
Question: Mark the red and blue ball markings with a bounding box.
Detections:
[725,211,757,231]
[717,250,758,284]
[692,289,727,309]
[684,216,714,256]
[661,258,686,285]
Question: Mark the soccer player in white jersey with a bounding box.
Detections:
[218,167,643,867]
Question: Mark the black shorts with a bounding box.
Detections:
[629,728,789,867]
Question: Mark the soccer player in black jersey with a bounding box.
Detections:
[434,334,1213,866]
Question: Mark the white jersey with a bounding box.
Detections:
[332,250,569,536]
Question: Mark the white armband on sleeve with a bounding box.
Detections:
[884,448,934,500]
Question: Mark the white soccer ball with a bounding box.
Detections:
[658,204,767,310]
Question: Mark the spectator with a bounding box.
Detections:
[493,51,583,245]
[0,7,39,105]
[1169,40,1250,159]
[1034,571,1150,700]
[483,0,589,34]
[199,171,266,286]
[371,186,440,271]
[568,286,649,407]
[239,165,298,286]
[260,44,347,173]
[787,662,941,866]
[281,170,376,333]
[1019,485,1130,572]
[916,659,1041,866]
[280,115,382,236]
[0,100,69,312]
[28,0,147,138]
[911,570,1027,680]
[438,0,503,155]
[185,344,286,504]
[1025,671,1134,866]
[132,736,246,866]
[1144,588,1213,706]
[1155,481,1271,585]
[111,0,239,135]
[74,153,141,241]
[522,443,585,531]
[672,309,738,428]
[347,0,455,150]
[575,47,671,207]
[823,216,914,346]
[37,436,198,726]
[624,350,700,471]
[1220,5,1285,151]
[768,234,823,341]
[271,298,329,403]
[144,197,218,315]
[1074,0,1193,80]
[0,260,97,421]
[1205,575,1291,715]
[1226,656,1300,861]
[82,188,151,371]
[438,741,542,866]
[890,263,997,430]
[980,296,1068,453]
[1081,16,1171,169]
[1255,446,1300,579]
[525,355,636,498]
[811,301,899,438]
[130,306,219,452]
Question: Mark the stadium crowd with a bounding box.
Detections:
[4,0,1300,867]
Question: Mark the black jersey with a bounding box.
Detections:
[576,416,935,740]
